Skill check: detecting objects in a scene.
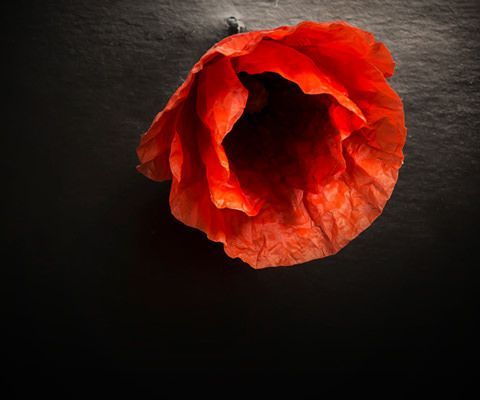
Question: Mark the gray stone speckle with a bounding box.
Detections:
[226,16,246,34]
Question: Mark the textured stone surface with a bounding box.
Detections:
[4,0,479,379]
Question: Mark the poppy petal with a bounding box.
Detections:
[233,40,365,122]
[195,58,264,216]
[281,21,396,77]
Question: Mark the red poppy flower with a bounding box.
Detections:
[136,21,406,269]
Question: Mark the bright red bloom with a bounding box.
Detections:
[137,21,406,269]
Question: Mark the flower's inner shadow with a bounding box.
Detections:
[223,72,336,208]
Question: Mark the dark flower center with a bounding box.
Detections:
[223,72,336,208]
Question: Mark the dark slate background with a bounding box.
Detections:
[3,0,479,383]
